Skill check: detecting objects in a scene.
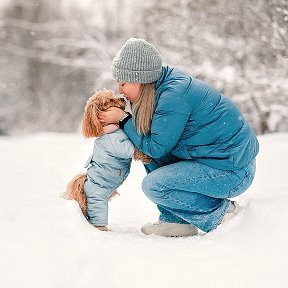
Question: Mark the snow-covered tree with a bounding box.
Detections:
[0,0,287,134]
[140,0,288,134]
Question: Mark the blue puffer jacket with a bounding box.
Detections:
[122,66,259,171]
[84,129,134,226]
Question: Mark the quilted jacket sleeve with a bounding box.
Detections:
[122,90,190,158]
[107,132,135,159]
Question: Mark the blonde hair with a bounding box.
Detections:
[132,83,156,135]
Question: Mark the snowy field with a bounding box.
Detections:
[0,132,287,288]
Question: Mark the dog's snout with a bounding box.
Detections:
[114,98,126,109]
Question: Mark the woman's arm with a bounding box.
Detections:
[123,111,189,158]
[127,91,191,158]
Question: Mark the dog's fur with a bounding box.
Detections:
[63,89,151,230]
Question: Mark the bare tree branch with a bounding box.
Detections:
[0,44,99,71]
[0,18,70,31]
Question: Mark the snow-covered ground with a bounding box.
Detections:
[0,132,287,288]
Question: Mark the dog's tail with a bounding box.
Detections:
[63,173,88,217]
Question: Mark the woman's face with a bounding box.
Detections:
[118,82,141,103]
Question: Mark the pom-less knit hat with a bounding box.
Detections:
[112,38,162,83]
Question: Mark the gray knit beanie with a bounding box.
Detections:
[112,38,162,83]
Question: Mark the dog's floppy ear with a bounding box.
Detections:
[82,101,103,138]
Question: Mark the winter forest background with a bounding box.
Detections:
[0,0,287,135]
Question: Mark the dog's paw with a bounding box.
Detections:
[94,225,110,231]
[133,148,152,164]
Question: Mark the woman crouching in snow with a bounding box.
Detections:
[99,38,259,237]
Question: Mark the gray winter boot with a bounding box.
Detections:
[141,221,198,237]
[221,201,240,225]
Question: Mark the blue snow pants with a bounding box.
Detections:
[142,157,256,232]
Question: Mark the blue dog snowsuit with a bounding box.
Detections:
[84,129,134,226]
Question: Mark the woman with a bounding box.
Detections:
[99,38,259,237]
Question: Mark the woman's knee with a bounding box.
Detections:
[141,171,161,200]
[142,173,153,198]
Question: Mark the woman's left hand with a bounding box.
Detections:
[98,107,125,124]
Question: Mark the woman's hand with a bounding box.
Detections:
[98,107,125,124]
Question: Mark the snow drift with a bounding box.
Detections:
[0,132,287,288]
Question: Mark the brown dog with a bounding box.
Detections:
[63,89,151,231]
